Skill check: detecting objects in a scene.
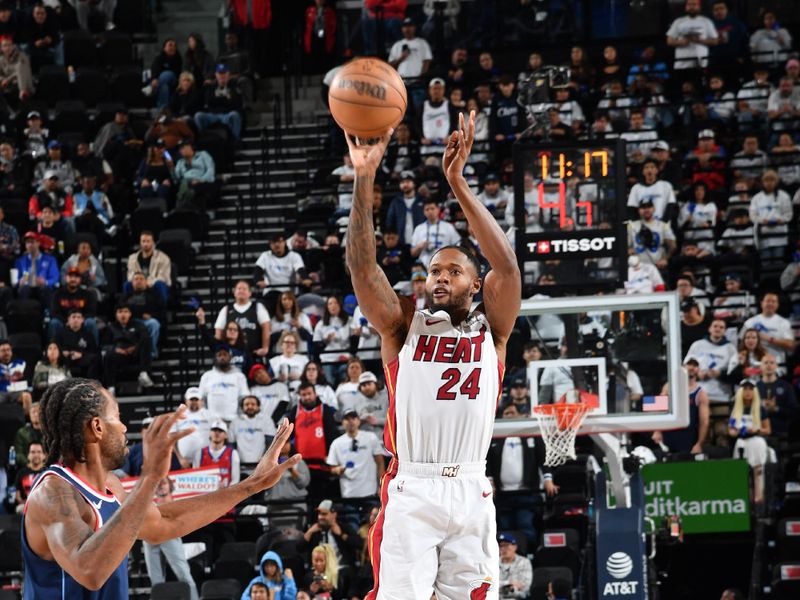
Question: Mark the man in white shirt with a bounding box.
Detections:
[666,0,719,69]
[627,198,677,270]
[387,18,432,79]
[352,371,389,438]
[229,394,275,463]
[410,198,461,267]
[741,292,795,370]
[248,363,291,426]
[767,77,800,132]
[198,344,250,422]
[685,319,737,404]
[331,152,355,212]
[254,233,312,294]
[749,170,793,258]
[620,110,658,163]
[174,386,218,469]
[730,135,768,185]
[214,280,271,356]
[625,255,665,294]
[419,78,452,156]
[476,173,509,213]
[327,408,385,529]
[627,159,677,221]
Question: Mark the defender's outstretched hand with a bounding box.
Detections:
[443,110,476,181]
[345,129,393,174]
[249,418,302,491]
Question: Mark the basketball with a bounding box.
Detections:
[328,58,407,139]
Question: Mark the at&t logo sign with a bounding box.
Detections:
[603,552,638,596]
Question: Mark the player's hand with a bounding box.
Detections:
[248,418,302,491]
[443,110,475,181]
[344,129,393,175]
[544,479,560,497]
[141,406,195,482]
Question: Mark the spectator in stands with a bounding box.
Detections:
[53,310,99,379]
[352,371,387,439]
[597,45,623,89]
[621,109,658,164]
[122,417,181,476]
[506,379,531,415]
[749,9,792,65]
[497,533,533,600]
[12,402,41,466]
[489,75,521,161]
[31,341,70,396]
[123,271,166,359]
[685,318,736,404]
[145,110,195,152]
[0,3,18,38]
[385,171,424,245]
[678,182,717,258]
[126,231,171,304]
[60,239,106,295]
[13,440,44,513]
[625,255,665,294]
[741,292,795,373]
[15,231,59,308]
[0,205,19,291]
[135,140,175,209]
[382,122,421,182]
[780,243,800,317]
[376,226,412,286]
[409,198,460,268]
[198,343,249,422]
[680,299,710,356]
[727,328,767,382]
[269,331,308,394]
[665,0,719,70]
[736,66,772,131]
[712,272,756,324]
[217,31,254,104]
[36,206,70,262]
[289,383,338,497]
[214,280,270,356]
[197,313,250,375]
[300,360,337,410]
[20,3,62,70]
[334,358,363,412]
[174,139,215,210]
[193,419,241,489]
[184,33,214,85]
[768,132,800,190]
[0,36,34,103]
[313,296,352,384]
[248,363,290,425]
[303,0,336,73]
[254,232,312,299]
[194,63,244,140]
[327,408,384,530]
[47,266,98,342]
[0,142,29,200]
[34,140,76,194]
[93,107,138,160]
[685,129,727,192]
[169,72,203,120]
[230,394,274,463]
[73,173,115,238]
[174,386,217,468]
[627,198,676,272]
[270,290,313,353]
[304,500,359,571]
[263,437,310,506]
[767,77,800,141]
[710,1,748,63]
[717,207,756,267]
[142,477,199,600]
[387,14,430,91]
[728,380,771,502]
[627,158,677,221]
[304,543,342,598]
[730,135,768,188]
[705,74,736,123]
[329,152,355,215]
[102,302,154,391]
[749,170,793,261]
[649,140,681,187]
[660,357,709,454]
[419,77,452,158]
[757,353,797,437]
[73,141,112,188]
[147,38,183,108]
[241,552,297,600]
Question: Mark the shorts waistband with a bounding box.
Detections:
[396,461,486,478]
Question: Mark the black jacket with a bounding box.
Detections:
[486,436,549,493]
[103,319,150,350]
[302,519,362,568]
[51,286,97,321]
[201,83,243,114]
[123,288,166,323]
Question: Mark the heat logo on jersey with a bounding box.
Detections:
[469,578,494,599]
[412,326,486,364]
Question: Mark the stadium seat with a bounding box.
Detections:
[110,66,149,107]
[157,229,193,277]
[0,529,22,572]
[53,101,90,137]
[96,102,127,129]
[212,559,254,585]
[63,30,98,67]
[100,31,134,67]
[150,581,191,600]
[73,68,110,108]
[36,65,70,107]
[217,542,256,565]
[130,207,165,241]
[772,563,800,600]
[165,209,206,243]
[11,333,44,383]
[777,518,800,561]
[113,0,150,35]
[0,197,30,236]
[199,578,240,600]
[530,566,573,600]
[195,129,232,173]
[533,530,581,585]
[6,300,43,336]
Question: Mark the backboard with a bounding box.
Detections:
[493,292,688,437]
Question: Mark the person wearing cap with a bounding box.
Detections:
[625,254,665,295]
[497,532,532,599]
[198,343,249,422]
[658,356,709,454]
[680,297,710,355]
[230,394,275,464]
[0,36,34,102]
[749,170,793,262]
[488,75,521,162]
[254,233,312,298]
[685,127,727,191]
[387,16,431,81]
[33,140,76,195]
[327,406,384,525]
[648,140,680,186]
[352,371,388,438]
[101,302,155,391]
[193,419,241,490]
[123,271,166,359]
[53,309,99,379]
[627,193,676,272]
[419,77,453,157]
[302,499,360,572]
[409,197,461,268]
[476,173,509,215]
[665,0,719,70]
[29,169,74,224]
[712,272,755,324]
[21,110,48,161]
[626,158,677,222]
[15,231,59,306]
[72,172,115,237]
[248,363,291,425]
[172,386,218,467]
[685,318,736,404]
[0,141,29,201]
[749,9,792,65]
[194,63,244,140]
[48,265,99,342]
[728,379,772,502]
[385,170,425,245]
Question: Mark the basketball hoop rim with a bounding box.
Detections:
[532,401,592,423]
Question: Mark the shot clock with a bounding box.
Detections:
[512,139,628,293]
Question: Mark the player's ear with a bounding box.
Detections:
[471,275,482,295]
[86,416,104,442]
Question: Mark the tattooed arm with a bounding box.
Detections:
[344,132,415,362]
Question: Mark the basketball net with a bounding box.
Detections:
[533,389,597,467]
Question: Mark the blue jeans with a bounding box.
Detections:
[156,71,177,108]
[495,491,539,544]
[144,538,199,600]
[194,111,242,139]
[122,280,170,305]
[135,318,160,359]
[47,317,99,345]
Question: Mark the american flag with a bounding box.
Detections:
[642,395,670,412]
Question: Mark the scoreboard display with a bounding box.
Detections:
[512,139,628,293]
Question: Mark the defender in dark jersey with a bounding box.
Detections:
[23,378,300,598]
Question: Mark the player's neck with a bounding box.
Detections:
[432,305,471,324]
[66,458,108,494]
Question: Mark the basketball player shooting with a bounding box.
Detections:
[22,378,301,598]
[345,110,521,599]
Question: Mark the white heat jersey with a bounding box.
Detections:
[383,309,502,464]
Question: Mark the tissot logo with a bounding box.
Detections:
[527,236,616,254]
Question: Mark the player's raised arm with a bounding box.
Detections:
[443,111,521,346]
[344,132,414,358]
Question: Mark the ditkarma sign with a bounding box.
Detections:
[642,459,751,534]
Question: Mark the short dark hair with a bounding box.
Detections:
[140,230,155,240]
[240,394,260,408]
[298,381,316,393]
[430,245,482,278]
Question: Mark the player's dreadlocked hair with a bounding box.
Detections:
[39,378,107,465]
